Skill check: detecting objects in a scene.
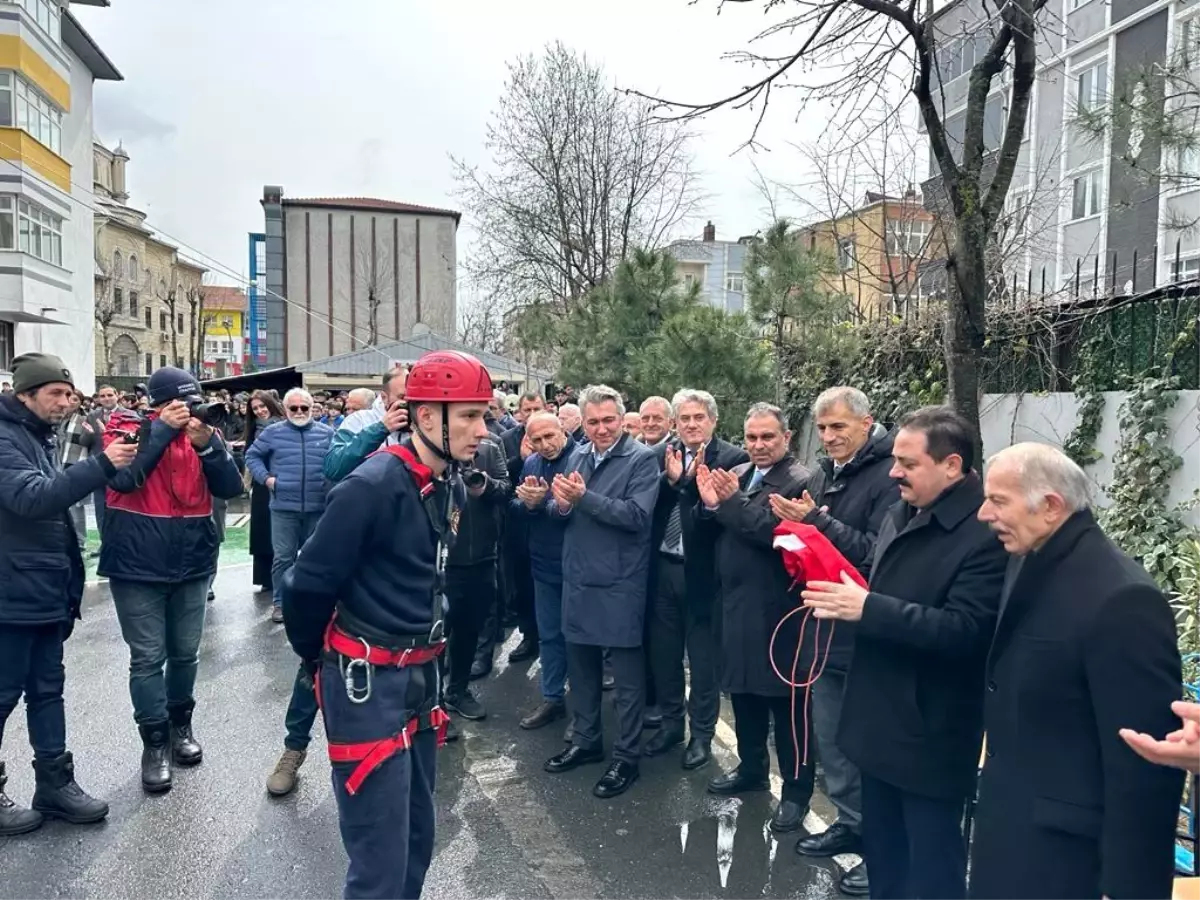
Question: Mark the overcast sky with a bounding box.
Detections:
[74,0,860,292]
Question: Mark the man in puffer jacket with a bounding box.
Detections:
[0,354,137,834]
[99,366,242,794]
[245,387,334,625]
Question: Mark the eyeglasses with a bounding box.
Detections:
[288,405,311,413]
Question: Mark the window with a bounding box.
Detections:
[0,196,12,249]
[886,219,931,257]
[160,311,168,331]
[1076,61,1108,114]
[725,273,744,293]
[221,316,233,329]
[15,198,62,265]
[144,353,153,374]
[178,314,185,332]
[113,250,123,281]
[159,354,167,369]
[1171,256,1200,281]
[837,236,857,271]
[1071,169,1103,219]
[1176,143,1200,184]
[682,272,698,289]
[128,255,138,283]
[0,319,11,371]
[1179,17,1197,69]
[113,287,123,315]
[144,307,152,328]
[1002,190,1031,244]
[9,0,61,42]
[0,75,63,154]
[129,291,139,316]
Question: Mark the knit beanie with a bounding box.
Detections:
[147,366,202,407]
[11,352,74,394]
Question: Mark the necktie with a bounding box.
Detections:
[748,468,765,492]
[662,451,690,555]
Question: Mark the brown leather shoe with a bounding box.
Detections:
[520,700,566,730]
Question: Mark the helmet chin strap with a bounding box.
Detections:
[414,402,460,472]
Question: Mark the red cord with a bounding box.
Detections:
[770,587,837,779]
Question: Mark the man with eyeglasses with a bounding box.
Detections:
[246,388,335,626]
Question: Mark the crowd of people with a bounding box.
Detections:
[0,350,1196,900]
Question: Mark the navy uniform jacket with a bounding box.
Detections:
[283,447,451,663]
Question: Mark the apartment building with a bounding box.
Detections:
[923,0,1200,294]
[198,285,246,379]
[0,0,120,393]
[665,221,751,312]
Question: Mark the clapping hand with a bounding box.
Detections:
[769,490,818,523]
[515,476,549,510]
[552,470,586,506]
[1120,701,1200,773]
[801,571,869,622]
[710,468,739,503]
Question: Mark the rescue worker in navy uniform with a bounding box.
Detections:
[282,350,493,900]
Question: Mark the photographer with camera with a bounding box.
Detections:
[0,354,138,835]
[99,367,243,794]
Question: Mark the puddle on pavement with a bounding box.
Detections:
[675,796,841,897]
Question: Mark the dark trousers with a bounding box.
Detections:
[93,487,107,541]
[649,557,718,739]
[503,522,537,640]
[730,692,815,805]
[320,657,438,900]
[445,561,495,696]
[566,642,644,764]
[0,624,67,758]
[283,663,320,752]
[861,773,967,899]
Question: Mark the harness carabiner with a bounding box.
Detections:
[341,638,373,704]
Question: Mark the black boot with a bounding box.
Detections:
[31,752,108,824]
[168,702,203,767]
[0,761,43,835]
[138,723,173,793]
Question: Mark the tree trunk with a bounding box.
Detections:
[946,223,988,463]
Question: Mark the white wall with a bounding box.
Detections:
[795,390,1200,527]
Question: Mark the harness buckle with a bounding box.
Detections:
[428,619,445,643]
[341,637,373,704]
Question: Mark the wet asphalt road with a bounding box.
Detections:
[2,564,854,899]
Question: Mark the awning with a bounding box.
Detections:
[199,366,301,396]
[0,310,67,325]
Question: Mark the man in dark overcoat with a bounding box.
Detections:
[695,402,814,834]
[969,442,1183,900]
[802,406,1007,900]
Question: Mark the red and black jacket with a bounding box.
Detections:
[97,408,244,584]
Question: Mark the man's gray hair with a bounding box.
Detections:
[578,384,625,418]
[559,402,580,417]
[670,389,718,421]
[640,395,673,418]
[348,387,375,407]
[988,442,1092,513]
[283,387,312,407]
[745,402,789,431]
[813,386,871,418]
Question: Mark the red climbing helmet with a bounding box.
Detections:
[405,350,493,404]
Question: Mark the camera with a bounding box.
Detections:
[121,432,140,445]
[185,399,226,426]
[462,467,487,490]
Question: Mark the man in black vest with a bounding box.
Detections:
[644,389,747,770]
[802,407,1006,900]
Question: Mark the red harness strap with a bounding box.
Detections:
[319,621,450,795]
[324,621,445,666]
[327,707,452,796]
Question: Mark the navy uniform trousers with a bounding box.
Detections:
[319,657,439,900]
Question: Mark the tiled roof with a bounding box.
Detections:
[201,286,247,311]
[282,197,461,220]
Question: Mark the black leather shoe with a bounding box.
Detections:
[643,726,684,756]
[138,723,172,794]
[544,745,604,774]
[602,673,616,691]
[0,761,42,835]
[707,767,770,795]
[769,799,807,833]
[469,658,492,680]
[593,760,639,799]
[838,861,870,897]
[520,700,566,730]
[682,737,712,770]
[796,822,863,857]
[168,702,203,767]
[31,752,108,824]
[508,636,538,663]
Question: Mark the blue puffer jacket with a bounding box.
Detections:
[245,419,334,513]
[0,394,115,625]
